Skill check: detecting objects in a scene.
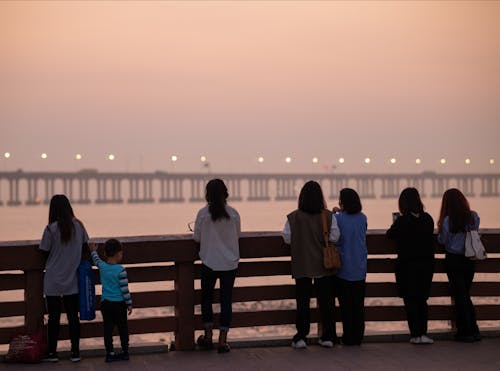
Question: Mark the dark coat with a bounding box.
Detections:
[387,212,435,298]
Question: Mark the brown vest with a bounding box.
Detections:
[287,209,335,279]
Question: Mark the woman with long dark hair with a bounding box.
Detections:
[39,195,89,362]
[193,179,241,353]
[387,188,435,344]
[333,188,367,345]
[282,181,340,349]
[437,188,481,342]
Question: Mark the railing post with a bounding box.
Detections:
[174,261,195,350]
[24,269,45,332]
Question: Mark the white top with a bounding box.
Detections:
[193,205,241,271]
[282,214,340,244]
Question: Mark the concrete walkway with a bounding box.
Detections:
[1,338,499,371]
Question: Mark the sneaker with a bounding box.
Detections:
[119,351,130,361]
[318,339,334,348]
[105,352,118,363]
[419,335,434,344]
[42,353,59,362]
[291,339,307,349]
[409,337,422,344]
[70,351,81,362]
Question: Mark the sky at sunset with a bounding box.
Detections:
[1,0,499,174]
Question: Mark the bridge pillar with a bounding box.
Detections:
[381,177,399,198]
[146,179,154,202]
[128,179,138,203]
[26,178,41,205]
[189,179,205,202]
[276,178,296,201]
[96,179,107,204]
[75,178,91,204]
[431,178,441,198]
[356,178,375,199]
[227,179,242,201]
[248,179,271,201]
[159,178,184,202]
[460,177,475,197]
[111,179,124,203]
[7,178,21,206]
[481,176,498,197]
[416,177,426,198]
[43,178,55,204]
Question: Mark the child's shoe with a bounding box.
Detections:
[217,330,230,354]
[119,351,130,361]
[197,335,214,350]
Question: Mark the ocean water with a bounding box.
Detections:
[0,196,499,241]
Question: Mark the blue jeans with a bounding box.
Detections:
[200,264,237,331]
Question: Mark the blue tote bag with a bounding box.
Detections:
[78,260,96,321]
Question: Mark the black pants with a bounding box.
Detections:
[200,264,237,331]
[294,276,336,343]
[336,278,365,345]
[46,294,80,354]
[101,300,129,353]
[445,253,479,337]
[403,296,428,337]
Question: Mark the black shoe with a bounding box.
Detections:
[119,351,130,361]
[105,352,118,363]
[473,333,482,342]
[42,352,59,362]
[217,343,230,354]
[70,351,81,362]
[197,335,214,350]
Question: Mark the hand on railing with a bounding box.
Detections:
[89,242,98,252]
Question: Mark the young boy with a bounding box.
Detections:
[90,239,132,362]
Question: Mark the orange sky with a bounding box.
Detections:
[1,1,499,173]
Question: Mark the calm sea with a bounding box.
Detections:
[1,196,499,241]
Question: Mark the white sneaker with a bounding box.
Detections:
[420,335,434,344]
[318,339,334,348]
[291,339,307,349]
[410,337,422,344]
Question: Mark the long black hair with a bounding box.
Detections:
[48,194,75,244]
[298,181,326,214]
[339,188,362,214]
[398,187,424,215]
[205,179,230,221]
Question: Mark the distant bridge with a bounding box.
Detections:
[0,170,499,206]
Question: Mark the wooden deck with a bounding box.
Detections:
[2,338,500,370]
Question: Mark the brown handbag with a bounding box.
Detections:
[321,209,341,271]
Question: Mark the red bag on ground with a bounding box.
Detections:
[5,328,47,363]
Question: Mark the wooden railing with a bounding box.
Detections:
[1,231,499,350]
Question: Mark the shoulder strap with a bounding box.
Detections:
[321,209,329,248]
